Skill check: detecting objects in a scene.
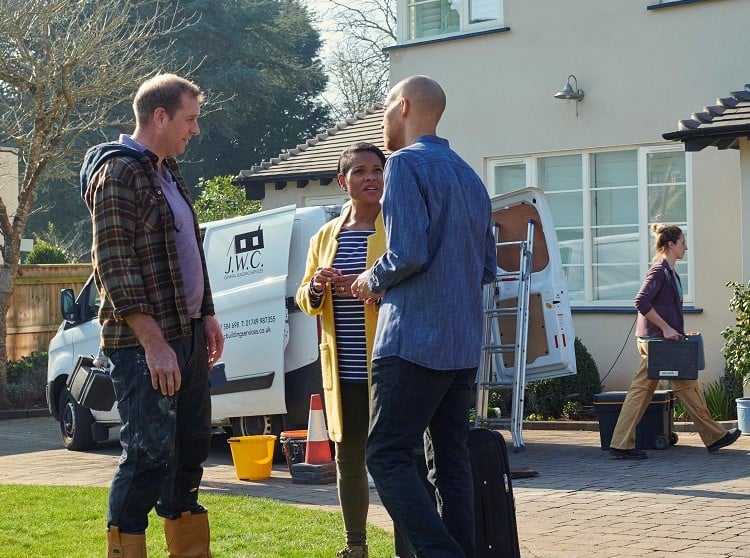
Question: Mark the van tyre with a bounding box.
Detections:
[59,388,96,451]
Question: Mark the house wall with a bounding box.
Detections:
[261,181,349,211]
[387,0,748,388]
[0,147,19,235]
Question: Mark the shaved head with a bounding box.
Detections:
[390,75,446,122]
[382,75,447,151]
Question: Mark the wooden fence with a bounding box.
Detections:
[6,264,92,361]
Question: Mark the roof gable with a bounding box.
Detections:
[237,104,387,186]
[663,84,750,151]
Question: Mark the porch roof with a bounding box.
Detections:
[663,84,750,151]
[236,104,386,188]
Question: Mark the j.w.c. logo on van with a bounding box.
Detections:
[224,227,264,278]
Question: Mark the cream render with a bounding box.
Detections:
[247,1,748,390]
[0,148,19,263]
[385,0,746,389]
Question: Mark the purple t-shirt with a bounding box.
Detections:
[119,135,204,318]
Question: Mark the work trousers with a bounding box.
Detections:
[106,319,212,533]
[610,339,727,450]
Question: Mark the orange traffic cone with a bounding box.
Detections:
[305,393,332,464]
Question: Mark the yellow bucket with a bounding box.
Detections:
[227,435,277,480]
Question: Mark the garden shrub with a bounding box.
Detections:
[24,240,72,264]
[6,351,48,408]
[526,337,602,419]
[721,281,750,394]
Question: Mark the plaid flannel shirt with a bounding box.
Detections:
[84,151,214,349]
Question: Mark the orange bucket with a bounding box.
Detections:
[280,430,308,474]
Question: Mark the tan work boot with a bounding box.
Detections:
[336,545,368,558]
[164,510,212,558]
[106,525,147,557]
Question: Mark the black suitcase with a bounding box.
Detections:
[468,428,521,558]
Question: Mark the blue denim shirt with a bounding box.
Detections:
[366,135,497,370]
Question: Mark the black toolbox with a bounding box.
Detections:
[594,390,677,450]
[66,355,116,411]
[647,334,704,380]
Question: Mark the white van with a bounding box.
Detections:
[47,189,576,453]
[46,205,336,451]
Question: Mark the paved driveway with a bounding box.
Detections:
[1,417,749,557]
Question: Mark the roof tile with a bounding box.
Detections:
[237,103,387,184]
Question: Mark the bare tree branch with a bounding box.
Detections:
[0,0,195,407]
[315,0,395,119]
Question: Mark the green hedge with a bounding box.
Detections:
[6,351,48,409]
[526,337,602,419]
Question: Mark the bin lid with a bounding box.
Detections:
[280,430,308,439]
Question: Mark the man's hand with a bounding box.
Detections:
[124,312,181,396]
[351,271,383,303]
[204,315,225,365]
[144,341,181,396]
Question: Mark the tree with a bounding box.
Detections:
[160,0,332,187]
[318,0,396,120]
[194,175,261,223]
[25,0,333,249]
[0,0,190,408]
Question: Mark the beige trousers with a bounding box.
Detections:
[610,339,727,449]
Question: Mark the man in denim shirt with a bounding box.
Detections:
[353,75,496,558]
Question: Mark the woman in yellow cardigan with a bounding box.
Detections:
[296,142,386,558]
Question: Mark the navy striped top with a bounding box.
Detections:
[333,228,374,383]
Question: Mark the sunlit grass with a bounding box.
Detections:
[0,485,394,557]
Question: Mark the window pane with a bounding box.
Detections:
[539,155,581,192]
[470,0,500,23]
[592,150,637,188]
[593,227,638,264]
[409,0,459,39]
[648,184,687,223]
[564,266,585,301]
[648,151,685,184]
[592,187,638,226]
[557,229,583,266]
[546,191,582,228]
[493,163,526,195]
[674,261,689,298]
[593,264,641,301]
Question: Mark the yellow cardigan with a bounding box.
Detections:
[296,206,385,443]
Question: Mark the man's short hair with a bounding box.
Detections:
[133,74,204,127]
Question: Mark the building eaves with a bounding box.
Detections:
[237,103,387,186]
[663,84,750,151]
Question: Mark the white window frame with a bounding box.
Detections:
[398,0,504,43]
[487,145,693,307]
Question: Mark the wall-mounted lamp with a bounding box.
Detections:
[554,74,584,115]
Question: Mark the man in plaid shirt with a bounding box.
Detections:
[81,74,224,558]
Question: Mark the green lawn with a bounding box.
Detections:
[0,485,394,557]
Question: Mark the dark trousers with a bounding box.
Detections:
[335,381,370,548]
[106,319,211,533]
[366,356,476,558]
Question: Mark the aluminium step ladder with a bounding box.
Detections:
[475,219,535,452]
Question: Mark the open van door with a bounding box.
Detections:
[201,205,297,421]
[477,188,576,450]
[489,187,577,385]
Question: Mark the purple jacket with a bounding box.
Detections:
[634,259,684,338]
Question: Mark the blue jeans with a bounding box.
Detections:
[106,319,211,533]
[366,356,476,558]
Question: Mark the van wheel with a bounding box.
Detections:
[230,415,284,462]
[59,388,96,451]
